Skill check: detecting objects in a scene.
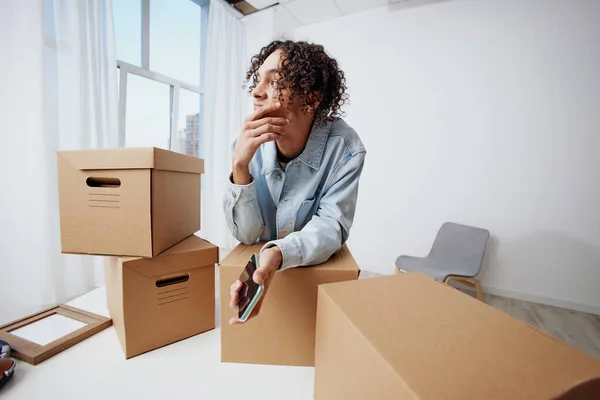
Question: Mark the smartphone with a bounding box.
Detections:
[238,253,264,323]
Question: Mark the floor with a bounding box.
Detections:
[483,292,600,359]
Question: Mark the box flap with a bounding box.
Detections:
[219,244,264,267]
[319,273,600,399]
[57,147,204,174]
[153,147,204,174]
[123,235,218,277]
[220,243,359,272]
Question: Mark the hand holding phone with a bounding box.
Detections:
[237,253,264,323]
[229,246,282,325]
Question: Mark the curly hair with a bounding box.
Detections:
[245,40,349,126]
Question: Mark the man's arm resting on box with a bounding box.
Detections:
[262,151,366,270]
[223,172,265,245]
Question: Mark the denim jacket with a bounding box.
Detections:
[223,118,366,270]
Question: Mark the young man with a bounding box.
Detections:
[223,40,366,324]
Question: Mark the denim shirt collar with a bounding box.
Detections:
[261,120,332,176]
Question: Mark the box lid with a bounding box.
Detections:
[319,273,600,399]
[122,235,218,277]
[57,147,204,174]
[220,243,359,272]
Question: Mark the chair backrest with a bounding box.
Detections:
[429,222,490,276]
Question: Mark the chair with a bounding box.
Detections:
[395,222,490,302]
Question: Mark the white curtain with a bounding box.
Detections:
[200,0,247,250]
[0,0,117,324]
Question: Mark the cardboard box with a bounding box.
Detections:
[219,243,360,366]
[105,235,218,359]
[57,147,204,257]
[315,273,600,400]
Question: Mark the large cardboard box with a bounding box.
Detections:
[57,147,204,257]
[105,235,218,359]
[219,243,360,366]
[315,273,600,400]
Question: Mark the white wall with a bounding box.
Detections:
[240,8,274,114]
[240,5,300,114]
[242,4,301,58]
[272,5,301,41]
[242,7,274,62]
[294,0,600,313]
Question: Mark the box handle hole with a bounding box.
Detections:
[86,177,121,188]
[156,274,189,287]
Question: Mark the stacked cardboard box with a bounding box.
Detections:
[219,243,361,366]
[57,147,218,359]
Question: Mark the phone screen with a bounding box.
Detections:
[238,254,260,319]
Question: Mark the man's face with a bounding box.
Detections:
[252,49,302,121]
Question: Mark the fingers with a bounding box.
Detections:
[229,280,242,311]
[230,280,242,292]
[253,267,268,285]
[253,248,281,284]
[247,122,285,138]
[228,272,273,325]
[252,133,280,146]
[246,102,282,121]
[245,117,288,130]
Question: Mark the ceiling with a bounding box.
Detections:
[225,0,398,25]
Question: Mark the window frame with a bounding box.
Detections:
[116,0,209,155]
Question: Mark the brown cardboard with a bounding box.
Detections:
[105,235,218,359]
[57,147,204,257]
[219,243,360,366]
[315,272,600,400]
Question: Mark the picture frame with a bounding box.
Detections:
[0,305,112,365]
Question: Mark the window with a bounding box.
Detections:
[113,0,141,66]
[177,88,203,157]
[125,75,171,149]
[112,0,208,158]
[150,0,201,85]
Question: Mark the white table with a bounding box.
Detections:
[2,280,315,399]
[1,269,382,399]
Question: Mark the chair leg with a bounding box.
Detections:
[445,276,485,303]
[474,279,484,302]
